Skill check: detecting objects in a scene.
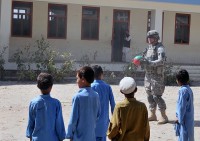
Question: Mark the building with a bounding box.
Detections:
[0,0,200,71]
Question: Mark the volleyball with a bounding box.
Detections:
[132,55,143,66]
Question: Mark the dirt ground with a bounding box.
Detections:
[0,81,200,141]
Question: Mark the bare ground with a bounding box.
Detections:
[0,81,200,141]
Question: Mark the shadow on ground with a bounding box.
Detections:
[167,120,200,127]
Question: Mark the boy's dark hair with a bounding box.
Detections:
[37,73,53,90]
[77,66,94,83]
[176,69,189,84]
[92,65,103,79]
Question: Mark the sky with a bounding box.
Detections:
[140,0,200,5]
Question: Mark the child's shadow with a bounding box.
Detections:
[168,120,200,127]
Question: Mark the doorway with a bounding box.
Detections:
[112,10,130,62]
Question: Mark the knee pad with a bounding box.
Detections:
[153,95,162,103]
[145,89,151,95]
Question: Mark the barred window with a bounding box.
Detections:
[81,7,100,40]
[48,4,67,38]
[175,13,190,44]
[12,1,33,37]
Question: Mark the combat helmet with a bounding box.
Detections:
[147,30,160,40]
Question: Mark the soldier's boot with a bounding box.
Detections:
[158,110,168,124]
[148,109,157,121]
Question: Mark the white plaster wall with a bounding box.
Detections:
[9,1,200,65]
[9,2,149,63]
[37,0,200,13]
[32,1,48,38]
[65,5,113,62]
[163,11,200,64]
[9,1,48,58]
[130,9,149,55]
[0,0,11,65]
[10,3,113,62]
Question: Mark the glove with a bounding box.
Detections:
[140,58,149,70]
[140,58,149,65]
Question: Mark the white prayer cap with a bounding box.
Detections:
[119,77,136,94]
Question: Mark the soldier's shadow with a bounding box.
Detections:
[167,120,200,127]
[194,121,200,127]
[167,120,176,125]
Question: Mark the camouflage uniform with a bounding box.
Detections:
[144,43,166,110]
[142,30,168,124]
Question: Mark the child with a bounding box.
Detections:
[107,77,150,141]
[91,65,115,141]
[26,73,66,141]
[175,69,194,141]
[66,66,101,141]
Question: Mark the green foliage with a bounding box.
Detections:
[122,62,178,86]
[122,62,137,77]
[103,63,138,84]
[79,51,98,67]
[13,45,36,80]
[79,54,90,67]
[164,63,179,85]
[104,70,118,84]
[0,46,7,79]
[12,36,74,81]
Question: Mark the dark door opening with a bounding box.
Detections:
[112,10,130,62]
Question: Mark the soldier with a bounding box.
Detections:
[141,30,168,124]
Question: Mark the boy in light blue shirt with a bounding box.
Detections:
[26,73,66,141]
[66,66,101,141]
[91,65,115,141]
[175,69,194,141]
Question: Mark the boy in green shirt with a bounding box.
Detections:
[107,77,150,141]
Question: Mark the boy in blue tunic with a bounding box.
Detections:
[66,66,101,141]
[91,65,115,141]
[26,73,66,141]
[175,69,194,141]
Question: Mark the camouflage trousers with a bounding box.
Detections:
[144,73,166,111]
